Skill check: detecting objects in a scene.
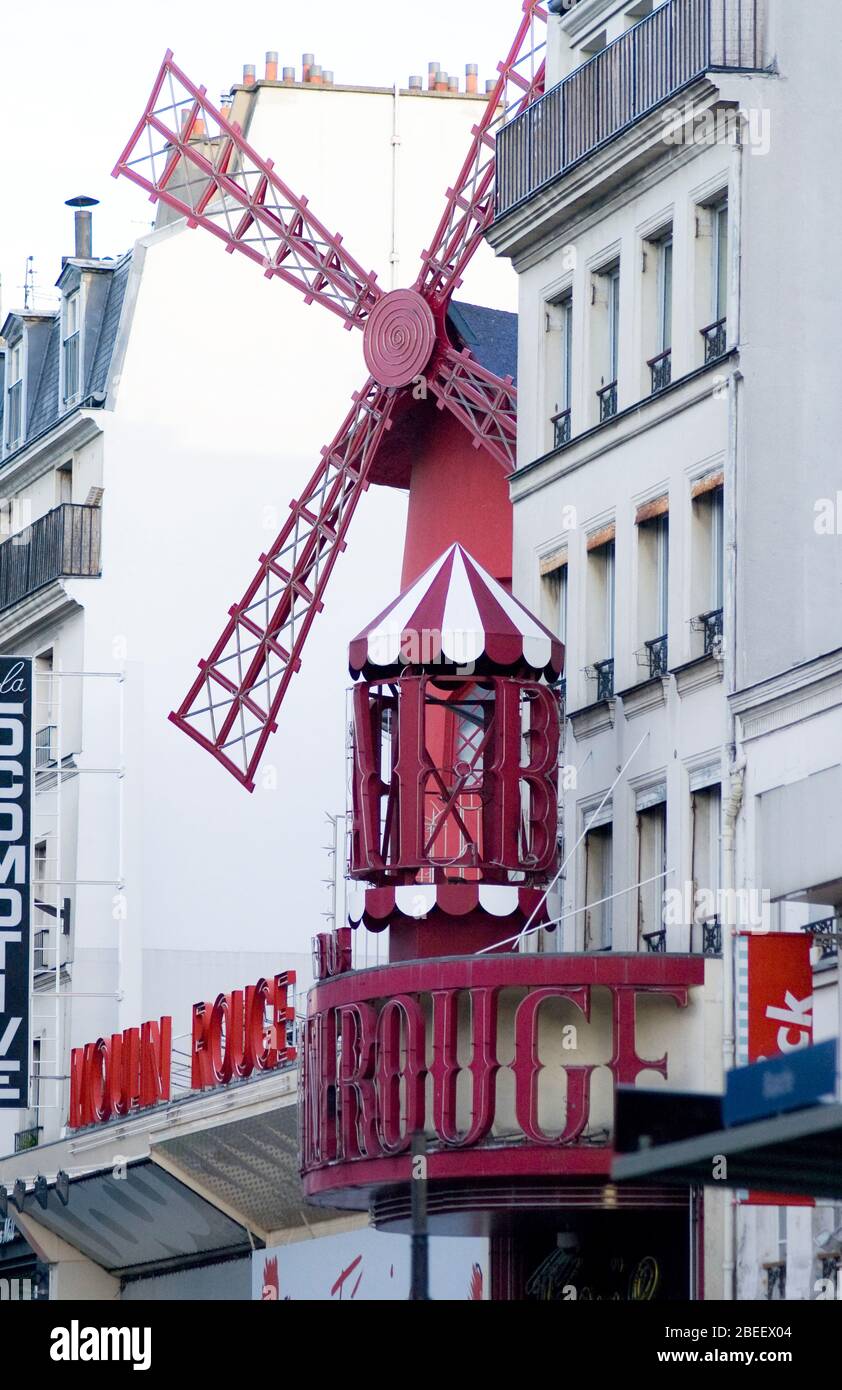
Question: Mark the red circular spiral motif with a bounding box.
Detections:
[363,289,436,388]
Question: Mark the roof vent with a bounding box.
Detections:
[65,196,99,260]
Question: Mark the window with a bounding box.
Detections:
[5,343,22,449]
[63,292,80,404]
[541,554,568,645]
[584,822,613,951]
[56,462,73,505]
[547,296,573,448]
[701,199,728,361]
[586,530,616,698]
[637,798,667,949]
[636,502,669,676]
[691,784,722,953]
[593,262,620,422]
[690,475,724,656]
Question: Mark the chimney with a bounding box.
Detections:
[435,71,448,92]
[322,70,334,87]
[486,79,497,94]
[282,66,296,83]
[220,95,233,120]
[466,63,479,95]
[265,51,278,81]
[243,63,256,87]
[302,53,314,82]
[428,61,440,91]
[65,196,99,260]
[448,75,459,93]
[409,75,423,93]
[310,64,323,86]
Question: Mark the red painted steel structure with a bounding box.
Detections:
[113,3,548,790]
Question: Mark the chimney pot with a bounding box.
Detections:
[322,70,334,87]
[448,75,459,93]
[302,53,314,82]
[310,64,323,85]
[409,75,423,92]
[428,61,440,91]
[65,195,98,260]
[243,63,256,86]
[485,78,497,94]
[265,51,278,81]
[435,72,448,91]
[466,63,479,94]
[282,66,296,83]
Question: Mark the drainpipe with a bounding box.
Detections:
[721,752,745,1301]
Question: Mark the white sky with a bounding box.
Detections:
[1,0,521,318]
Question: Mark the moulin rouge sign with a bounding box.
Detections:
[301,954,705,1198]
[68,972,296,1129]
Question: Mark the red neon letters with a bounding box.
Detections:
[191,972,297,1090]
[68,1018,172,1129]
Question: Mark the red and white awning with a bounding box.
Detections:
[347,882,553,932]
[349,544,564,681]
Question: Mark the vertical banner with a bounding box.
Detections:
[744,931,813,1206]
[0,658,33,1109]
[747,932,813,1062]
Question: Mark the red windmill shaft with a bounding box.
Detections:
[112,2,548,791]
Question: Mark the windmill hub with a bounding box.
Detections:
[363,288,436,389]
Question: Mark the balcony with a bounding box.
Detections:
[692,607,723,658]
[803,918,839,964]
[0,503,101,615]
[648,348,673,394]
[496,0,767,219]
[645,634,669,677]
[595,657,615,701]
[597,380,618,422]
[701,316,728,362]
[551,407,572,448]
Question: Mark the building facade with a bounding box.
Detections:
[490,0,842,1299]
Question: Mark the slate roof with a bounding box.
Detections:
[447,300,518,384]
[1,252,131,464]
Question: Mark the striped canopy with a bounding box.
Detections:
[349,543,564,681]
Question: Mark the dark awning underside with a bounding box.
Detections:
[613,1101,842,1201]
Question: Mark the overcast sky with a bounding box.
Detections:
[1,0,522,319]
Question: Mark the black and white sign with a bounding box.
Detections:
[0,658,32,1109]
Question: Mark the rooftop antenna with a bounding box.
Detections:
[22,256,35,310]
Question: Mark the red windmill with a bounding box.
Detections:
[113,3,548,791]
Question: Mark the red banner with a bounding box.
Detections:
[747,933,813,1062]
[745,932,813,1206]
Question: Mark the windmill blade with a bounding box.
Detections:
[171,378,397,790]
[428,345,517,472]
[415,1,548,307]
[113,51,381,330]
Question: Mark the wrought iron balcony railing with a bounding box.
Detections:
[803,918,839,962]
[702,917,722,956]
[643,929,667,954]
[597,380,618,422]
[645,634,669,678]
[552,407,572,448]
[701,316,728,361]
[14,1125,42,1154]
[0,503,101,615]
[692,607,724,658]
[648,348,672,394]
[595,657,614,701]
[496,0,766,218]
